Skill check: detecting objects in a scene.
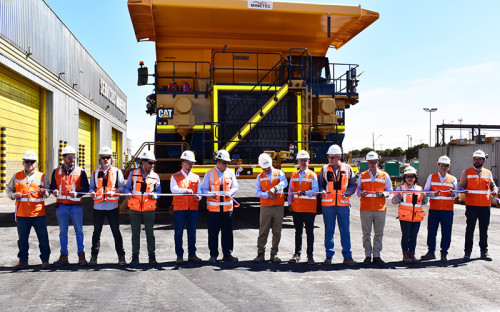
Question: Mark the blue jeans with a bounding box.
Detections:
[426,210,454,254]
[322,206,352,259]
[55,204,84,255]
[400,220,420,252]
[17,216,50,262]
[207,211,233,258]
[174,210,198,258]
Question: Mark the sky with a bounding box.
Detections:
[43,0,500,153]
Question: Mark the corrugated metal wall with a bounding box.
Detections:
[418,143,499,184]
[0,0,126,121]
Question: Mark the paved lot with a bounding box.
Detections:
[0,181,499,311]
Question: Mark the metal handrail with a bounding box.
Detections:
[155,60,211,93]
[123,142,189,173]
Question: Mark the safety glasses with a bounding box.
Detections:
[438,164,450,168]
[24,160,36,165]
[100,155,112,160]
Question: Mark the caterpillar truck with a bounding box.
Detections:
[127,0,378,207]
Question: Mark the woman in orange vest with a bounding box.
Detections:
[392,166,428,263]
[6,150,50,270]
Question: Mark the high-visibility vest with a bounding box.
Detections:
[464,167,492,207]
[206,167,234,212]
[171,170,200,211]
[398,184,425,222]
[321,163,350,207]
[360,170,388,211]
[429,173,455,211]
[92,167,120,203]
[14,170,46,217]
[290,169,317,213]
[128,168,158,211]
[259,169,285,207]
[55,166,83,204]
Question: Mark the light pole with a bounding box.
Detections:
[407,134,411,149]
[372,132,382,150]
[423,108,437,146]
[458,118,463,139]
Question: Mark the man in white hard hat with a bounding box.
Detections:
[50,145,90,266]
[356,151,392,265]
[170,150,202,264]
[319,144,357,266]
[124,150,161,266]
[201,150,239,263]
[459,150,498,261]
[421,155,457,263]
[7,150,50,270]
[253,153,288,263]
[287,150,318,264]
[88,147,126,266]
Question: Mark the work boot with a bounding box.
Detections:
[41,261,50,270]
[176,258,184,264]
[88,255,98,266]
[373,257,385,265]
[14,261,28,270]
[53,253,69,266]
[481,252,492,261]
[130,253,139,266]
[323,257,332,265]
[78,252,88,266]
[403,252,413,263]
[289,253,301,263]
[270,254,281,263]
[420,251,436,261]
[149,253,158,265]
[188,255,202,262]
[307,255,316,265]
[343,258,357,266]
[223,255,238,262]
[363,257,372,265]
[253,253,265,263]
[209,256,217,264]
[408,252,419,263]
[463,251,471,261]
[440,252,448,263]
[118,255,127,266]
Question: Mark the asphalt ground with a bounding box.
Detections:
[0,180,499,311]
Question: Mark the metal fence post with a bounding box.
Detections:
[1,127,6,192]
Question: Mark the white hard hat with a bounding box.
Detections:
[327,144,342,155]
[23,150,37,161]
[472,150,486,159]
[404,166,417,176]
[180,150,196,162]
[258,153,273,169]
[215,150,231,162]
[62,145,76,155]
[437,155,451,165]
[366,151,379,161]
[99,146,113,156]
[296,150,310,160]
[140,150,156,161]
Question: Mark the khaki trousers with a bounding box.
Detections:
[257,205,284,255]
[360,210,386,257]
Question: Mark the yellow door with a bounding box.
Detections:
[78,111,93,173]
[111,128,121,168]
[0,65,41,180]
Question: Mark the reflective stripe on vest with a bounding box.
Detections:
[398,184,425,222]
[93,167,120,203]
[14,170,46,217]
[360,170,388,211]
[172,170,200,211]
[259,169,285,206]
[322,163,350,207]
[206,168,233,212]
[55,167,83,204]
[429,173,455,211]
[127,169,158,211]
[290,169,317,213]
[465,167,492,207]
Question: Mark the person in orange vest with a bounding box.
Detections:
[253,153,288,263]
[88,147,126,266]
[392,166,428,263]
[50,145,90,266]
[356,151,392,266]
[7,150,51,270]
[201,150,239,264]
[319,144,357,266]
[170,150,202,264]
[459,150,498,261]
[287,150,319,264]
[124,150,161,266]
[421,155,457,263]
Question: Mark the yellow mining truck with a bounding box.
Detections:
[127,0,378,185]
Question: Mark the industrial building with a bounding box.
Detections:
[0,0,127,192]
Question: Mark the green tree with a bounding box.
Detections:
[405,143,429,160]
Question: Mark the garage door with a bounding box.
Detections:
[0,65,40,180]
[111,128,121,168]
[78,111,93,173]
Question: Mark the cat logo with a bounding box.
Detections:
[157,108,174,119]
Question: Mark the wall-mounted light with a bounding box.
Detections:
[105,105,110,110]
[72,83,77,88]
[58,72,65,79]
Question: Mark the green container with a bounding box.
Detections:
[410,160,419,170]
[384,160,402,177]
[359,160,369,172]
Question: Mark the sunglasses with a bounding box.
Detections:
[101,156,112,160]
[24,160,36,165]
[328,156,340,160]
[298,159,308,162]
[368,160,378,165]
[65,155,76,160]
[438,164,450,168]
[473,158,484,162]
[147,161,155,165]
[405,175,416,179]
[220,160,229,165]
